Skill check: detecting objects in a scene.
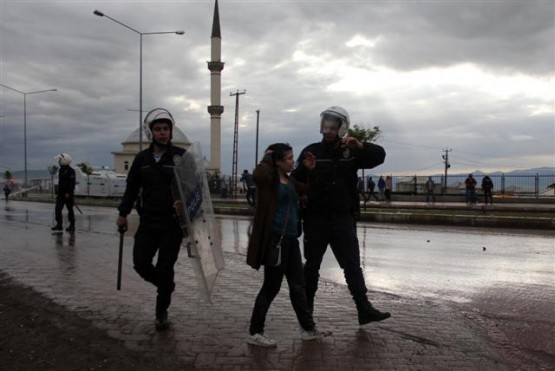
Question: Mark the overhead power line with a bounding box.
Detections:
[382,139,441,151]
[411,161,445,173]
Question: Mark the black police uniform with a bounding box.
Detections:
[54,165,76,229]
[118,143,185,322]
[292,137,389,324]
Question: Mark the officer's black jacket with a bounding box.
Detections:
[58,165,76,196]
[292,138,385,216]
[118,143,185,226]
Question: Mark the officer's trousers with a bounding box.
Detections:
[133,222,182,316]
[303,213,368,311]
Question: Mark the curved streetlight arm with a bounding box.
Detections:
[0,83,57,187]
[93,9,184,152]
[0,84,57,96]
[93,10,184,36]
[26,89,58,96]
[144,31,185,35]
[93,10,141,34]
[0,83,24,95]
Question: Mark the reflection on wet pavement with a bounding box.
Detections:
[54,233,77,274]
[1,200,553,368]
[2,201,553,306]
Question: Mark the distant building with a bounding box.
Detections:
[112,127,190,174]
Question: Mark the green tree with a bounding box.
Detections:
[47,165,59,199]
[4,170,13,180]
[348,124,381,181]
[77,162,94,196]
[348,124,381,143]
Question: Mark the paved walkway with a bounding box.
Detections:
[1,210,513,370]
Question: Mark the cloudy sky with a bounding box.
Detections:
[1,0,553,178]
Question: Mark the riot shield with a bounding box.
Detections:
[172,142,225,303]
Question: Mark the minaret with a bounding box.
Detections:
[207,0,224,172]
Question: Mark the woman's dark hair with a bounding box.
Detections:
[266,143,292,163]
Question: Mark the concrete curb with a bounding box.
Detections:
[366,212,555,230]
[214,206,555,230]
[9,196,555,230]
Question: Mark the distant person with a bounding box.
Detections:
[51,153,76,233]
[220,176,228,198]
[385,175,392,203]
[481,175,494,205]
[246,143,331,347]
[3,183,11,202]
[116,108,185,331]
[357,177,365,201]
[355,176,366,218]
[367,176,379,201]
[292,106,391,329]
[378,175,386,201]
[240,169,256,207]
[465,173,477,205]
[425,176,436,203]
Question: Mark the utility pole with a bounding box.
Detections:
[255,109,260,166]
[230,90,246,198]
[442,148,452,194]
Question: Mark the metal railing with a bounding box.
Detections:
[5,172,555,199]
[362,173,555,198]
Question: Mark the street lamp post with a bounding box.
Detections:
[93,10,184,152]
[255,109,260,166]
[0,83,57,186]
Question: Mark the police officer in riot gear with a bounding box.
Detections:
[116,108,185,331]
[292,106,391,328]
[51,153,76,232]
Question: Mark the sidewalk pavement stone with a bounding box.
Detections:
[0,217,512,370]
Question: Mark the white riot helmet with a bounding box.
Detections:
[320,106,350,138]
[142,108,175,141]
[54,153,72,166]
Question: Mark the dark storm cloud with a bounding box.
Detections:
[0,0,553,178]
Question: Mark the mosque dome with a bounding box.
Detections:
[114,126,191,174]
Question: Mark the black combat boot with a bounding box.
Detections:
[155,310,169,331]
[355,295,391,327]
[51,224,63,232]
[66,222,75,232]
[155,292,171,331]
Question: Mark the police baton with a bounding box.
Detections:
[74,202,83,215]
[116,226,127,290]
[67,194,83,214]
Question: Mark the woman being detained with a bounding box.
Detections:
[246,142,332,347]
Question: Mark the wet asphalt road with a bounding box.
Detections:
[2,200,554,365]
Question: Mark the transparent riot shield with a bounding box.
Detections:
[172,142,225,303]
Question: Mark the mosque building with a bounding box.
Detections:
[111,127,190,174]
